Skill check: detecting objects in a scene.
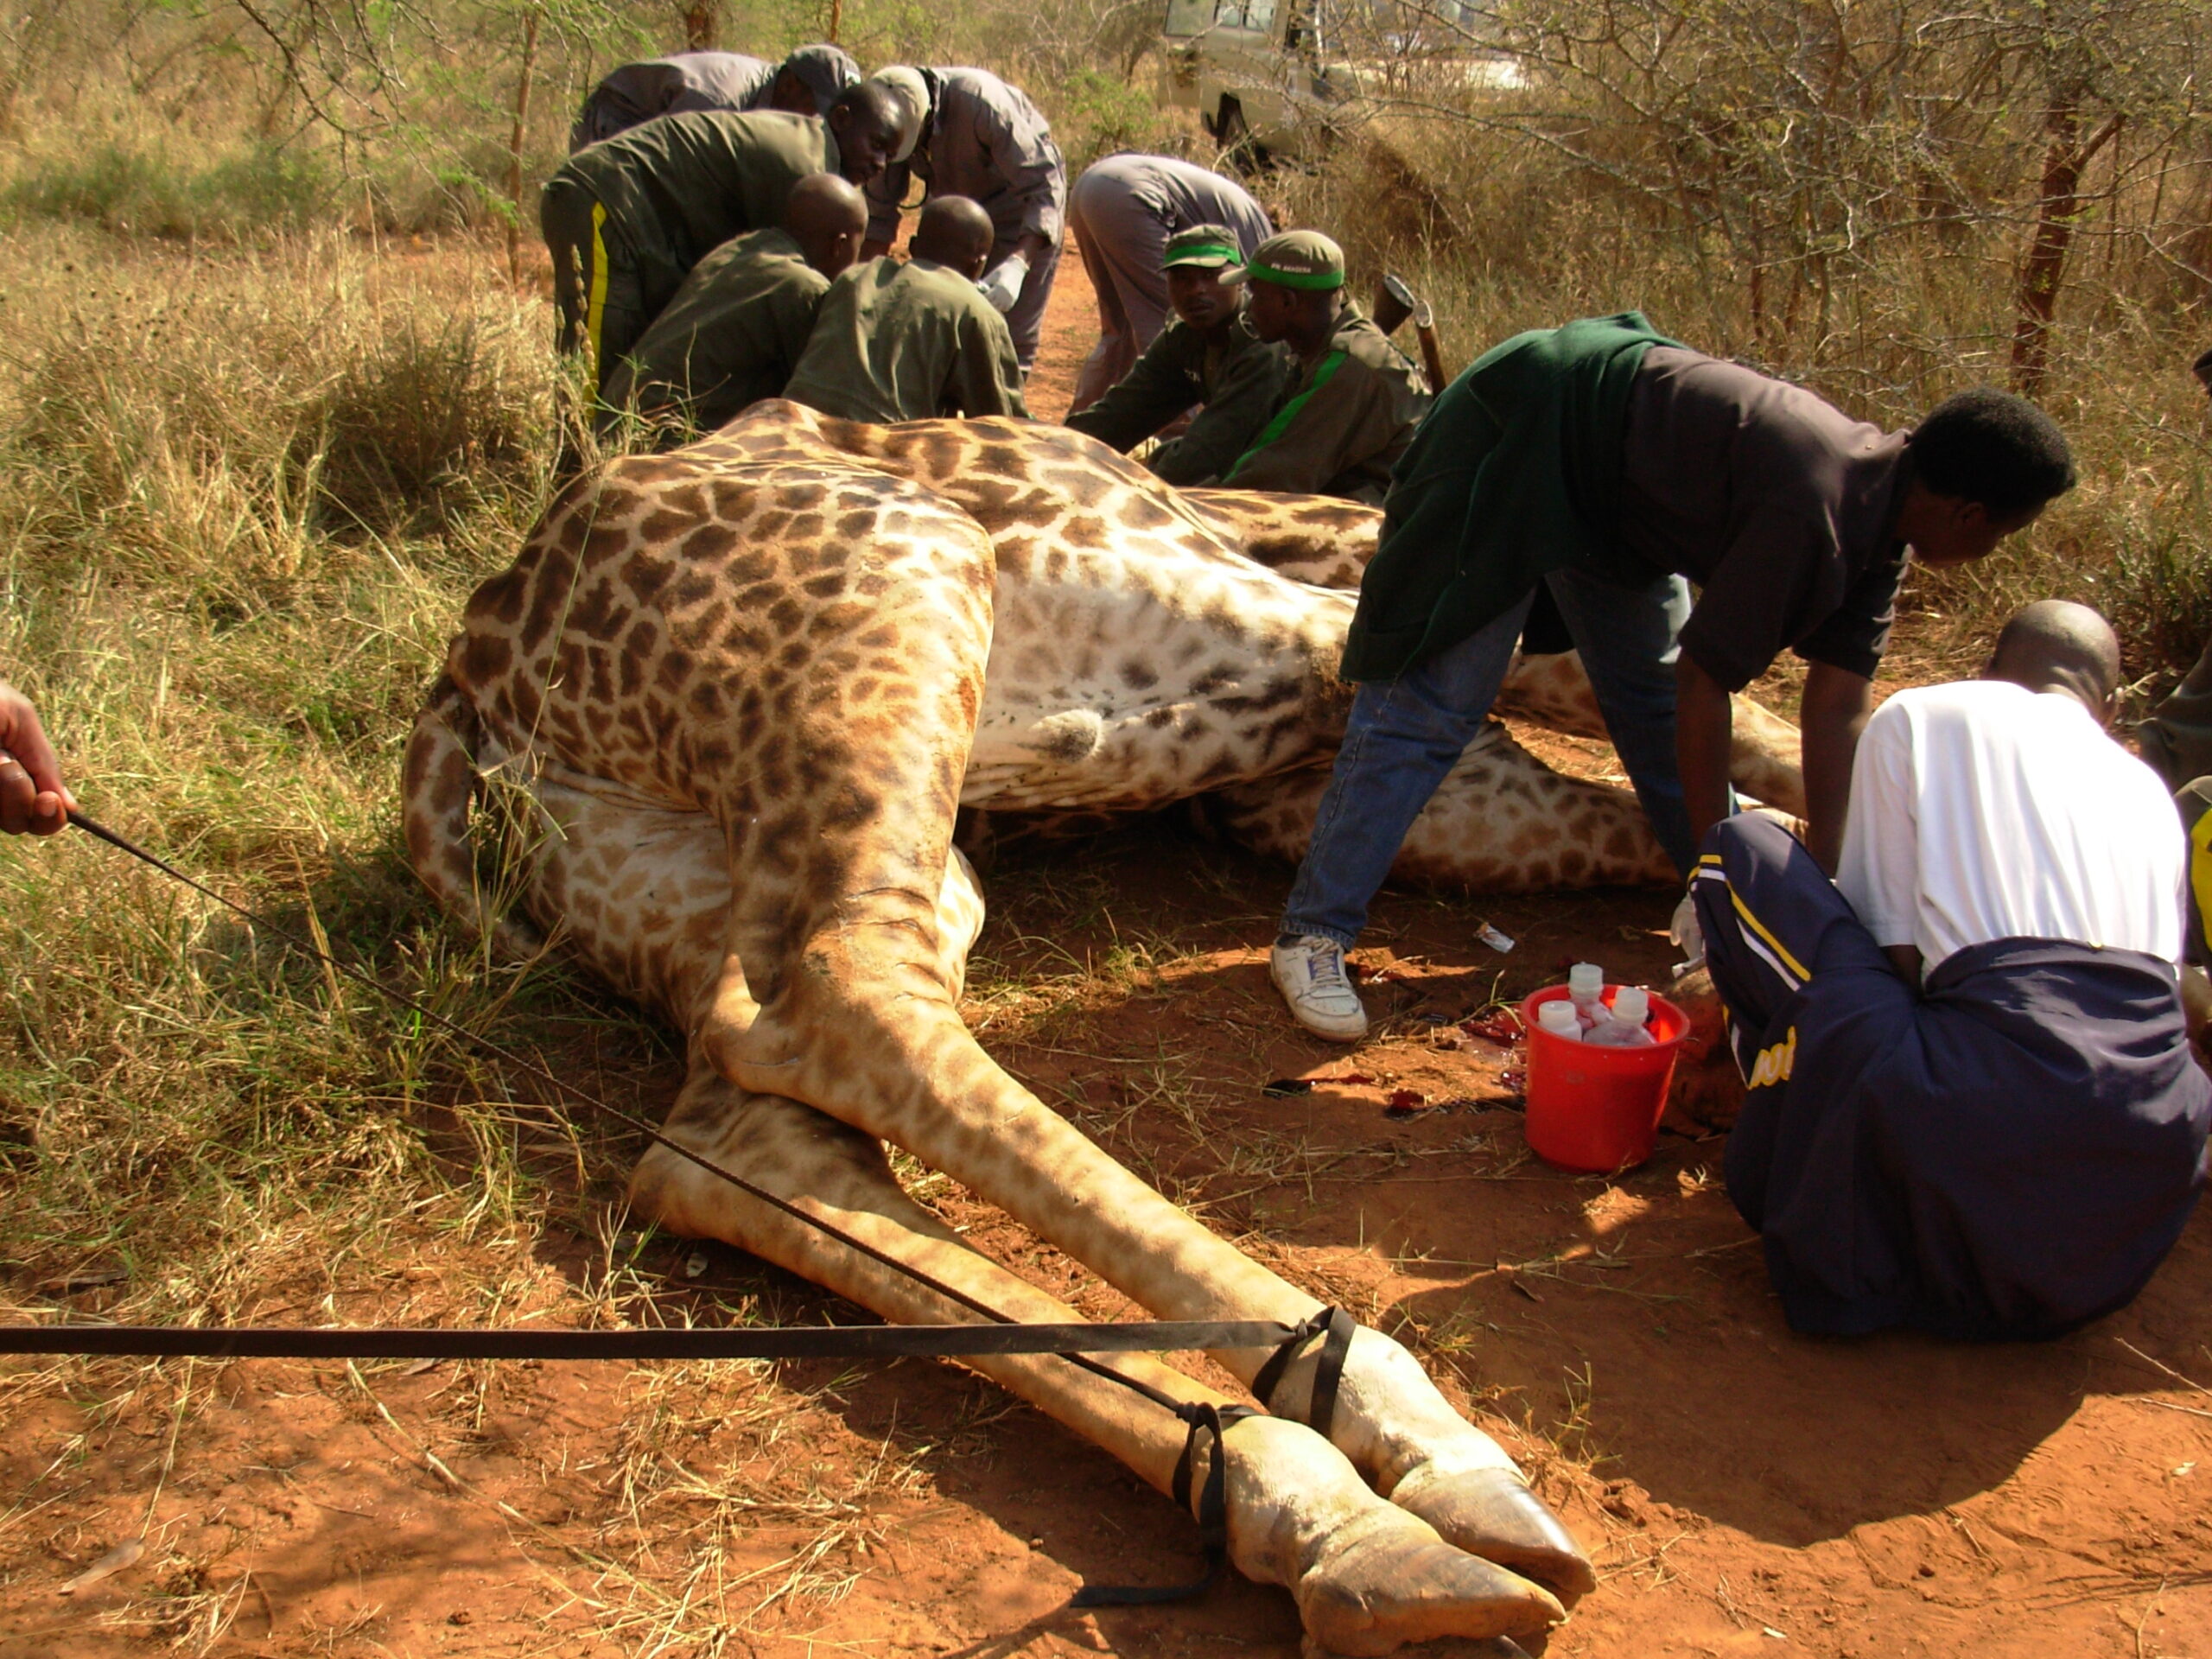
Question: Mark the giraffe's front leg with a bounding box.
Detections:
[627,1070,1568,1651]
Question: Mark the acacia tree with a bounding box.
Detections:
[1352,0,2209,372]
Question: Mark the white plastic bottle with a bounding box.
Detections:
[1567,962,1606,1031]
[1585,984,1658,1047]
[1535,1000,1584,1042]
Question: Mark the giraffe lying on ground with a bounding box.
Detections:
[404,402,1804,1652]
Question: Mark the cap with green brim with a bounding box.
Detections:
[1222,229,1344,290]
[1162,223,1246,271]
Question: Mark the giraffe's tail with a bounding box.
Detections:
[402,673,544,962]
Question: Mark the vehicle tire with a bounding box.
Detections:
[1216,98,1269,173]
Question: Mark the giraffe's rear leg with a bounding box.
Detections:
[628,1067,1567,1650]
[1497,649,1808,817]
[1218,721,1677,893]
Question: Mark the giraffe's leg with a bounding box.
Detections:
[627,1069,1567,1651]
[1496,649,1807,818]
[692,554,1596,1603]
[1216,721,1678,894]
[502,789,1565,1645]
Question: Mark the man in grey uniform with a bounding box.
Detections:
[570,44,861,149]
[783,196,1027,424]
[1065,154,1272,411]
[867,65,1065,373]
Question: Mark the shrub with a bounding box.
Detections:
[302,312,550,537]
[0,138,334,240]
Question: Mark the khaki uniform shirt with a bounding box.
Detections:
[783,257,1028,424]
[863,67,1064,254]
[1062,313,1291,486]
[600,227,828,434]
[1224,307,1429,501]
[552,111,837,314]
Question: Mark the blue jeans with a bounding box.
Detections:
[1279,565,1695,948]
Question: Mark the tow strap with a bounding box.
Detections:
[0,1320,1294,1363]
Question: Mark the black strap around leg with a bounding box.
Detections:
[1249,1305,1357,1437]
[1069,1401,1257,1607]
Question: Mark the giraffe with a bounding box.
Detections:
[404,402,1804,1651]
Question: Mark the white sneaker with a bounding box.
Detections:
[1271,936,1369,1042]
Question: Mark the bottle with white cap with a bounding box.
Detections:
[1535,1000,1584,1042]
[1567,962,1606,1030]
[1585,984,1658,1046]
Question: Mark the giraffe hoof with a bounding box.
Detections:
[1294,1504,1565,1655]
[1385,1465,1597,1605]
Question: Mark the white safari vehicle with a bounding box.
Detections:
[1155,0,1523,160]
[1155,0,1360,159]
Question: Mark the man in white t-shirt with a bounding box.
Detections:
[1688,601,2211,1339]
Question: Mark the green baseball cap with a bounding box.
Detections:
[1162,224,1247,272]
[1224,229,1344,291]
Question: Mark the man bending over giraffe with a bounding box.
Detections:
[1695,601,2211,1339]
[783,195,1027,423]
[1269,311,2074,1040]
[540,82,905,390]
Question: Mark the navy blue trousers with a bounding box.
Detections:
[1693,815,2212,1340]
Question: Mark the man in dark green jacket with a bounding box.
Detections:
[598,173,868,439]
[541,84,906,390]
[1061,224,1290,486]
[1268,313,2075,1041]
[1221,230,1429,503]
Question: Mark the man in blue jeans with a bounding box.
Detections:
[1270,312,2075,1039]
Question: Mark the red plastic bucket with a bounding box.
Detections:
[1518,985,1691,1173]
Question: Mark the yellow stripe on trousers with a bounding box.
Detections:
[2190,801,2212,959]
[1728,887,1811,985]
[585,202,610,372]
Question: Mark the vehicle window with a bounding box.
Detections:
[1164,0,1218,34]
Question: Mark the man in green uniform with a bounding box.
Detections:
[1220,231,1430,503]
[1060,224,1291,486]
[783,195,1027,424]
[598,174,868,439]
[541,82,906,391]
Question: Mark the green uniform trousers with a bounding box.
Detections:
[542,178,651,391]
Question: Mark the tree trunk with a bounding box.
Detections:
[2012,94,2121,397]
[505,8,540,288]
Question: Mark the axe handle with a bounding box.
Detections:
[1414,320,1449,393]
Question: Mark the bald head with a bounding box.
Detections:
[912,194,994,279]
[1984,599,2123,721]
[785,172,867,277]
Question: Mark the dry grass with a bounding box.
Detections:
[0,219,923,1648]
